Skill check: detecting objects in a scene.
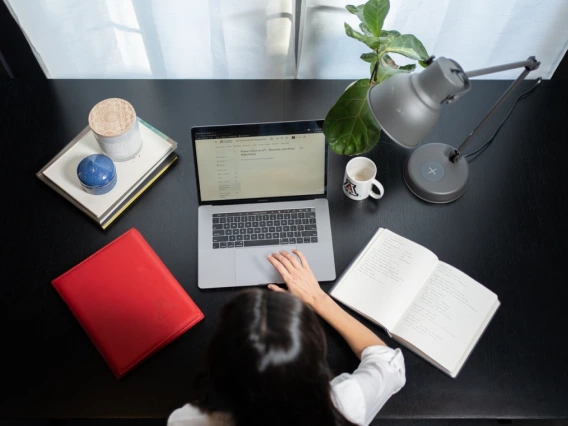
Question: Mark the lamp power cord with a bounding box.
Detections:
[464,77,543,159]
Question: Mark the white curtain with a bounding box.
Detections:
[4,0,295,78]
[297,0,568,79]
[5,0,568,79]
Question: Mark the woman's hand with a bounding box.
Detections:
[266,249,327,309]
[268,249,386,356]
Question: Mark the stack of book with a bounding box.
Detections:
[37,118,178,229]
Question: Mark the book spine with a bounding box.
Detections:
[101,155,178,229]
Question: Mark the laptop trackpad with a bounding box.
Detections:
[235,246,295,286]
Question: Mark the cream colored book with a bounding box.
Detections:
[330,228,500,378]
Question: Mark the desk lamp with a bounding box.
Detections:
[367,56,541,203]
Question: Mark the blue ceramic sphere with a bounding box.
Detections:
[77,154,117,195]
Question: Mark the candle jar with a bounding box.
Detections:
[88,98,143,161]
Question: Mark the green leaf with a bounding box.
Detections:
[361,52,378,78]
[344,23,382,49]
[359,22,373,36]
[374,54,416,84]
[361,52,379,77]
[382,54,413,69]
[376,30,400,55]
[360,52,379,63]
[363,0,390,37]
[346,4,365,21]
[380,30,400,37]
[385,34,429,61]
[323,79,381,156]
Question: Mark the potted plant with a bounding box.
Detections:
[323,0,430,155]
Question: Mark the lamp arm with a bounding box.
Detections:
[449,56,540,163]
[465,58,539,78]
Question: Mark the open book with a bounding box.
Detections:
[330,228,500,378]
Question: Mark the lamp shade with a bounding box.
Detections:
[367,57,468,149]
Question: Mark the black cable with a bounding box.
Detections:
[464,77,542,159]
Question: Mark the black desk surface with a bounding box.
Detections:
[1,79,567,420]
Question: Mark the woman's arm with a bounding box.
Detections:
[267,250,385,359]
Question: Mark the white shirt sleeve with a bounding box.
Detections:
[330,345,406,426]
[167,403,234,426]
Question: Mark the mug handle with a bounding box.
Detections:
[369,179,384,199]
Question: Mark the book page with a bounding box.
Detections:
[331,229,438,331]
[392,262,498,373]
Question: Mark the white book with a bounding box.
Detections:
[330,228,500,378]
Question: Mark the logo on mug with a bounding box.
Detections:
[344,179,359,197]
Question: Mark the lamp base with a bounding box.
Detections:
[403,143,469,204]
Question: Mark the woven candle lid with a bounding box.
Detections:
[88,98,136,138]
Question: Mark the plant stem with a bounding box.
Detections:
[370,61,379,84]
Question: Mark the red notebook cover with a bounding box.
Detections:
[52,228,204,378]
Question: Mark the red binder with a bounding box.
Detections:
[52,228,204,378]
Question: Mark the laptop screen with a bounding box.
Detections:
[192,121,326,203]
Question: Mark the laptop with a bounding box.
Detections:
[192,120,336,289]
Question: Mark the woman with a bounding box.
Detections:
[168,250,405,426]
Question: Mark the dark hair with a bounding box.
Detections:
[190,289,356,426]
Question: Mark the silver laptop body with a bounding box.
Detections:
[192,120,336,289]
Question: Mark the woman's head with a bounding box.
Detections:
[192,289,354,426]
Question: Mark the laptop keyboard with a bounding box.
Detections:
[212,208,318,249]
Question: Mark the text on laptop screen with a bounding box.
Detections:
[194,123,326,202]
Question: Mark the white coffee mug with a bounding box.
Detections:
[343,157,384,200]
